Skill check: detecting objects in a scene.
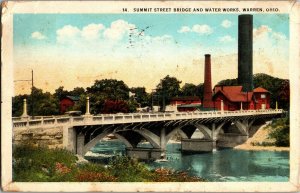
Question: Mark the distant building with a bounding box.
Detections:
[212,86,270,111]
[60,96,80,114]
[170,96,202,112]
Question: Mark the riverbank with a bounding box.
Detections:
[234,125,289,151]
[13,144,205,182]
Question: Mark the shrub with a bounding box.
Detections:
[108,156,154,182]
[267,118,289,147]
[13,143,77,182]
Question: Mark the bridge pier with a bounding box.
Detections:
[76,133,85,155]
[217,133,248,148]
[63,126,76,153]
[126,148,165,160]
[181,139,215,153]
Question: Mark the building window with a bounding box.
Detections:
[261,94,266,99]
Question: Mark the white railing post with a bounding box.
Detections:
[85,96,91,116]
[21,98,28,118]
[221,100,224,114]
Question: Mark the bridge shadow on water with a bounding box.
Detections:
[85,139,289,182]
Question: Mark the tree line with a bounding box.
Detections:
[12,73,289,116]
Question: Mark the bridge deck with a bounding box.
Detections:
[13,109,284,129]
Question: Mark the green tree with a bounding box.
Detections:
[267,117,289,147]
[180,83,204,102]
[155,75,182,110]
[87,79,130,101]
[13,87,60,116]
[130,87,150,107]
[216,78,238,86]
[85,79,130,114]
[69,87,85,97]
[54,86,70,100]
[28,87,60,116]
[181,83,198,96]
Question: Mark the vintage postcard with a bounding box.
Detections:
[1,0,300,192]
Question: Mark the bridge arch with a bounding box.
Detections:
[82,130,133,156]
[194,124,213,140]
[134,128,160,148]
[165,127,188,143]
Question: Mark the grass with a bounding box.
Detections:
[13,143,205,182]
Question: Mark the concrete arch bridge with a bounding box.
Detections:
[13,109,284,160]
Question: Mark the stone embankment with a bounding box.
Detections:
[13,126,64,149]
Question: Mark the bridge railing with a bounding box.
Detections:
[12,109,284,129]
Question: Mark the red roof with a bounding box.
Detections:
[213,86,253,102]
[253,87,269,93]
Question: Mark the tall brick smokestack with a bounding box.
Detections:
[203,54,214,108]
[238,14,254,92]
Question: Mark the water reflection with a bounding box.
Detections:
[87,140,289,182]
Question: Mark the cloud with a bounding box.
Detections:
[31,31,46,40]
[221,20,232,28]
[81,23,105,40]
[151,35,173,42]
[178,24,213,35]
[219,35,235,43]
[253,25,272,38]
[178,26,191,33]
[253,25,287,43]
[272,32,287,41]
[192,24,213,35]
[56,25,81,43]
[103,20,136,40]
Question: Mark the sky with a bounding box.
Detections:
[13,14,289,95]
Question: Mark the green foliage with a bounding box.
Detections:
[250,141,275,146]
[130,87,150,107]
[13,144,204,182]
[180,83,204,101]
[87,79,130,101]
[155,75,182,108]
[12,87,60,116]
[267,118,289,147]
[13,143,77,182]
[217,78,238,86]
[108,156,154,182]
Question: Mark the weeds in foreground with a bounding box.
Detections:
[13,144,205,182]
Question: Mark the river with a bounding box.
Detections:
[85,140,289,182]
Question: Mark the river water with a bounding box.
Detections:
[86,140,289,182]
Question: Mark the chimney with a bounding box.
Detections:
[238,14,254,92]
[203,54,214,108]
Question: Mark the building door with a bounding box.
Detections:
[261,104,266,110]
